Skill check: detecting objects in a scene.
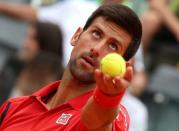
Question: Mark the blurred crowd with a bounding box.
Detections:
[0,0,178,131]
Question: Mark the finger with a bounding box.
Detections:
[103,74,114,89]
[124,66,133,82]
[114,77,129,92]
[113,76,121,88]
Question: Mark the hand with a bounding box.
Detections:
[94,65,133,96]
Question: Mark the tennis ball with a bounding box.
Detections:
[100,53,126,77]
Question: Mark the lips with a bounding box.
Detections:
[82,55,97,67]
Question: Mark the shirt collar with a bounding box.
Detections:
[32,81,93,110]
[33,81,60,97]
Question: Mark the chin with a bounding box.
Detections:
[69,59,95,83]
[74,72,95,84]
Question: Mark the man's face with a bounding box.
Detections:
[69,17,132,83]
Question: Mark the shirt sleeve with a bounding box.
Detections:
[69,105,129,131]
[112,105,130,131]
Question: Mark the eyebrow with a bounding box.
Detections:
[92,25,104,35]
[94,25,122,43]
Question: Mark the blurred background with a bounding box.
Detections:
[0,0,179,131]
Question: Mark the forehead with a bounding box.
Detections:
[87,17,132,51]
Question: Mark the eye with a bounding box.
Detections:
[109,43,118,51]
[92,30,101,39]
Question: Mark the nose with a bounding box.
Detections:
[90,48,99,57]
[90,40,106,57]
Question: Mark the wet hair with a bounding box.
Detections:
[83,4,142,60]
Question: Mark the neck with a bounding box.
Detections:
[47,66,95,109]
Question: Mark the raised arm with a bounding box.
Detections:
[81,65,133,131]
[0,2,37,22]
[149,0,179,41]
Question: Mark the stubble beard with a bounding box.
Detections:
[69,58,95,84]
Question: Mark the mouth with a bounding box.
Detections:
[82,55,97,67]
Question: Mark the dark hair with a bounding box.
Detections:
[83,4,142,60]
[26,52,63,79]
[16,52,63,95]
[32,21,63,60]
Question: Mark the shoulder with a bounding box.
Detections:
[6,96,29,104]
[0,96,30,125]
[0,96,30,112]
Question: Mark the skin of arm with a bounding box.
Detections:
[81,65,133,131]
[0,2,37,22]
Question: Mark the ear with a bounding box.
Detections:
[71,27,83,46]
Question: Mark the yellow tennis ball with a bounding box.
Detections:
[100,53,126,77]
